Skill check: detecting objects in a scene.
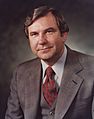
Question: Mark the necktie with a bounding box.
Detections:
[42,66,58,106]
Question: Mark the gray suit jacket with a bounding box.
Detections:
[5,47,94,119]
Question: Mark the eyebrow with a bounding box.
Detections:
[29,27,57,35]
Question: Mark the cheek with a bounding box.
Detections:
[29,40,37,52]
[55,38,64,50]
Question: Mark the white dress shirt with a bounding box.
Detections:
[41,46,67,87]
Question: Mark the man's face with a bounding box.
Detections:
[28,12,67,65]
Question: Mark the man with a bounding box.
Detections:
[5,6,94,119]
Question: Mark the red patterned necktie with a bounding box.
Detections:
[42,66,58,106]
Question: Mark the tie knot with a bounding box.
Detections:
[46,66,54,78]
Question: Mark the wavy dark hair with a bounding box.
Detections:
[24,6,69,38]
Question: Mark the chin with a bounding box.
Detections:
[38,53,53,59]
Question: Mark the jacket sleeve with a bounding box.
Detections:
[5,69,24,119]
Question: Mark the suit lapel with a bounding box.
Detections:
[24,59,42,119]
[55,48,84,119]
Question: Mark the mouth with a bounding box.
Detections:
[37,46,53,52]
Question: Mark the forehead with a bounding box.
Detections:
[28,12,58,31]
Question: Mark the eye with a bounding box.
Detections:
[46,28,56,35]
[30,32,38,37]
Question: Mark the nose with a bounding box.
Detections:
[38,33,47,44]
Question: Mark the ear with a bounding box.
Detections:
[62,32,68,42]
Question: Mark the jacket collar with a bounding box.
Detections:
[55,47,84,119]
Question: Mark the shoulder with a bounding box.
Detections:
[72,50,94,65]
[67,46,94,72]
[67,47,94,84]
[67,46,94,63]
[14,57,41,75]
[11,58,41,86]
[75,51,94,73]
[18,57,41,67]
